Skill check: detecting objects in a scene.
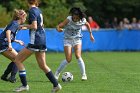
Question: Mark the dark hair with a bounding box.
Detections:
[27,0,39,6]
[69,7,86,19]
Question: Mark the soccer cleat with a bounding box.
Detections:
[51,84,62,93]
[13,85,29,92]
[81,74,87,81]
[8,76,16,83]
[54,71,60,80]
[1,74,8,81]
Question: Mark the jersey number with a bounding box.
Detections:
[40,14,43,26]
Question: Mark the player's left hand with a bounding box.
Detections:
[8,44,12,51]
[90,34,95,42]
[17,40,24,46]
[19,25,27,30]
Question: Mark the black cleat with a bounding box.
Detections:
[1,74,8,81]
[8,76,16,83]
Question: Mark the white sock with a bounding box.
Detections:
[56,59,68,74]
[77,57,86,75]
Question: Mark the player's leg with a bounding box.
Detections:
[1,62,14,81]
[74,43,87,80]
[54,46,72,80]
[13,48,32,92]
[9,62,18,83]
[1,49,18,82]
[35,52,62,92]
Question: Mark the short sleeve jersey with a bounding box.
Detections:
[0,20,19,46]
[64,16,87,39]
[28,7,46,45]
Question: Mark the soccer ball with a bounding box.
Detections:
[62,72,73,82]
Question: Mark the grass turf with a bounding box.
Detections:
[0,52,140,93]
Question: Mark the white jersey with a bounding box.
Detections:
[64,16,87,39]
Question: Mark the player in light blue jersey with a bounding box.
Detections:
[55,7,94,81]
[13,0,61,93]
[0,9,26,83]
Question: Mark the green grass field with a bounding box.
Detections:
[0,52,140,93]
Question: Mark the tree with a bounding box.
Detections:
[40,0,69,27]
[0,0,27,12]
[41,0,86,27]
[0,0,139,27]
[81,0,140,27]
[0,5,11,27]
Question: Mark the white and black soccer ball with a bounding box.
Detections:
[62,72,73,82]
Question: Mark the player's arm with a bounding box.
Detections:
[6,30,24,46]
[85,22,95,42]
[56,19,69,32]
[14,40,24,46]
[19,25,28,30]
[85,22,92,34]
[22,21,37,30]
[6,30,12,51]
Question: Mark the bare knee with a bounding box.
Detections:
[11,58,16,62]
[38,64,50,73]
[38,64,44,70]
[66,57,72,63]
[39,65,46,72]
[75,54,81,59]
[14,58,22,64]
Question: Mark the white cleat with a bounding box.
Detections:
[13,85,29,92]
[54,71,60,80]
[51,84,62,93]
[81,74,87,81]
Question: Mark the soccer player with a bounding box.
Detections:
[55,7,95,81]
[0,9,26,83]
[13,0,62,92]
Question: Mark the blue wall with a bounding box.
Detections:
[0,28,140,52]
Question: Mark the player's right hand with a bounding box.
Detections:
[8,46,12,51]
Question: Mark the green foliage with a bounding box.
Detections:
[0,5,11,27]
[0,0,139,27]
[81,0,140,27]
[41,0,87,27]
[40,0,69,27]
[0,0,87,28]
[9,0,28,11]
[0,0,27,11]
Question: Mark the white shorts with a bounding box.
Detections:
[64,38,82,47]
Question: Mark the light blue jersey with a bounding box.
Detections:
[64,16,87,39]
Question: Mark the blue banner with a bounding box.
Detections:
[0,28,140,51]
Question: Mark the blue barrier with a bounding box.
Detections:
[0,28,140,51]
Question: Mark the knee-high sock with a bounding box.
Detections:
[3,62,14,76]
[77,57,86,75]
[56,59,68,74]
[19,70,27,86]
[46,71,58,87]
[11,63,18,78]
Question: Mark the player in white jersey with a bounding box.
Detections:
[55,7,94,80]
